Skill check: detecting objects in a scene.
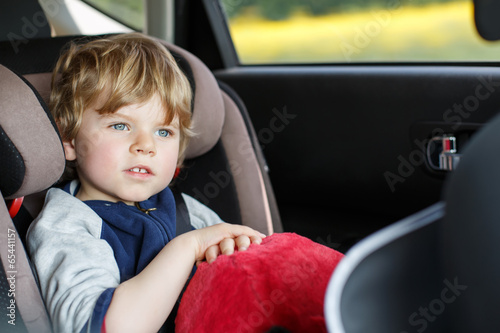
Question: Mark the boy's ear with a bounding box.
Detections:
[63,139,77,161]
[55,119,77,161]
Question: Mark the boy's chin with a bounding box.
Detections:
[118,184,169,204]
[120,188,166,204]
[121,195,154,205]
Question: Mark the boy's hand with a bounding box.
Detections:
[189,223,265,265]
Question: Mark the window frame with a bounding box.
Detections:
[202,0,240,68]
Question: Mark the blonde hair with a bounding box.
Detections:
[50,33,193,167]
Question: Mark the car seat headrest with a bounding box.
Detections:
[161,41,225,160]
[0,65,65,200]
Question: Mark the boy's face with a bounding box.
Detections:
[63,94,180,204]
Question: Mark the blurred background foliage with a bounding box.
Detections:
[220,0,500,64]
[221,0,458,20]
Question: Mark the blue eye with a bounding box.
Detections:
[112,123,128,131]
[156,129,171,137]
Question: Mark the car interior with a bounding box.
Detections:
[1,0,500,332]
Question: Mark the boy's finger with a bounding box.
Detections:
[249,235,264,244]
[205,244,220,264]
[235,235,251,251]
[220,238,235,256]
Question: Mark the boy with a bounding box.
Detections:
[27,33,265,333]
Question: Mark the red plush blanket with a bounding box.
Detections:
[176,232,344,333]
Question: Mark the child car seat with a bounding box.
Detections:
[0,64,61,333]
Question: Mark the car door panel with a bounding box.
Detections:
[215,66,500,246]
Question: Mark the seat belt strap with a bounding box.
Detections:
[159,187,194,332]
[171,187,192,236]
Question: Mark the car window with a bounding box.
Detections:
[220,0,500,64]
[83,0,143,31]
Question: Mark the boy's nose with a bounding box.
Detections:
[130,133,156,156]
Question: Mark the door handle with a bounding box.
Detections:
[427,135,462,171]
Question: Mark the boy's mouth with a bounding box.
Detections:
[128,167,151,174]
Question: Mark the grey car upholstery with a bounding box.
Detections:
[0,64,60,333]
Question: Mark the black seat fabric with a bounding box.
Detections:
[324,203,446,333]
[441,112,500,333]
[0,0,51,43]
[324,112,500,333]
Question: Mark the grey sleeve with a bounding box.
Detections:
[182,193,225,229]
[27,188,120,333]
